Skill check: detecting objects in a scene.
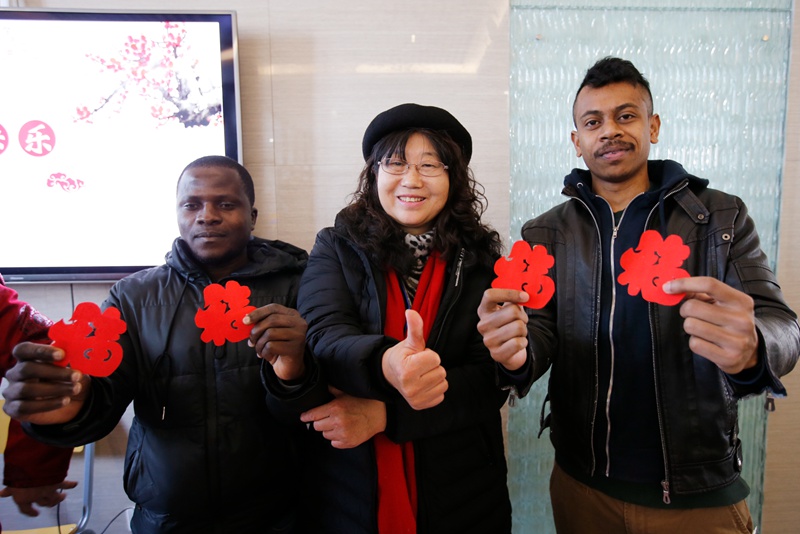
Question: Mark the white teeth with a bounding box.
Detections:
[399,196,424,202]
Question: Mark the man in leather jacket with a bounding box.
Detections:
[477,57,799,533]
[2,156,309,533]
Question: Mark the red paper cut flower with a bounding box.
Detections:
[492,240,555,309]
[49,302,127,377]
[617,230,690,306]
[194,280,256,346]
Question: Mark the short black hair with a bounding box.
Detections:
[178,155,255,207]
[573,56,654,119]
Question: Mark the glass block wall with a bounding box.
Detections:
[508,1,793,532]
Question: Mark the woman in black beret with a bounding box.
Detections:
[262,103,512,534]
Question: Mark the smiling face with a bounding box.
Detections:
[176,165,257,281]
[377,132,450,235]
[571,81,660,190]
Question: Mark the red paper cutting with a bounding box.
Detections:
[194,280,256,346]
[491,240,555,309]
[617,230,690,306]
[49,302,127,377]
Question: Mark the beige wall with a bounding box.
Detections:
[7,0,800,531]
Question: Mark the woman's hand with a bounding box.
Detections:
[381,309,448,410]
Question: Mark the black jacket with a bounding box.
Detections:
[28,237,308,534]
[281,218,511,534]
[518,160,799,502]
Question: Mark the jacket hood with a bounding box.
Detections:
[165,236,308,282]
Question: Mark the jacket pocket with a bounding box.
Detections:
[123,422,157,505]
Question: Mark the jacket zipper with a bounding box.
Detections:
[597,192,645,477]
[569,179,689,497]
[604,203,622,477]
[570,190,603,475]
[643,180,687,504]
[430,249,465,349]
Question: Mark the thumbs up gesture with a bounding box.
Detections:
[381,309,448,410]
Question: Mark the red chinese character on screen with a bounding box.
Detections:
[0,123,8,155]
[194,281,256,346]
[492,240,555,309]
[49,302,127,377]
[19,120,56,156]
[617,230,690,306]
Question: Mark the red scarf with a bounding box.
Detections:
[375,250,447,534]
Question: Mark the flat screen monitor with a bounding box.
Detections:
[0,8,241,283]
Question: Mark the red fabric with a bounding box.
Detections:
[0,281,73,489]
[376,252,446,534]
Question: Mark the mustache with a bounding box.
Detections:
[595,141,634,158]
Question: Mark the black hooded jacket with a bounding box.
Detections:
[27,237,308,533]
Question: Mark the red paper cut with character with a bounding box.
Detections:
[49,302,127,377]
[492,240,555,309]
[617,230,690,306]
[195,280,256,346]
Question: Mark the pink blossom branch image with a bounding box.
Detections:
[74,22,222,128]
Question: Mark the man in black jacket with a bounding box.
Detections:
[477,57,799,533]
[3,155,309,533]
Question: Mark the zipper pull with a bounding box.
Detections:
[661,480,671,504]
[765,392,775,412]
[161,406,166,421]
[502,386,518,407]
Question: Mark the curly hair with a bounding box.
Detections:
[338,128,502,275]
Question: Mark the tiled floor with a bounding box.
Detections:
[0,420,134,534]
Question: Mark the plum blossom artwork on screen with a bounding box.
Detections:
[74,22,222,129]
[0,14,233,275]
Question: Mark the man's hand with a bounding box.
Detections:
[477,289,530,371]
[381,309,448,410]
[245,304,308,382]
[0,480,78,516]
[3,343,89,425]
[663,276,759,374]
[300,387,387,449]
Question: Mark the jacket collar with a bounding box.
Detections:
[564,159,708,196]
[165,236,308,283]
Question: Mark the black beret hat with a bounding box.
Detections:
[361,103,472,163]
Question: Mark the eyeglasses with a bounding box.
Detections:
[378,159,449,177]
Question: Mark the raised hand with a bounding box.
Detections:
[477,288,530,371]
[663,276,759,374]
[245,304,308,381]
[381,309,448,410]
[3,342,89,425]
